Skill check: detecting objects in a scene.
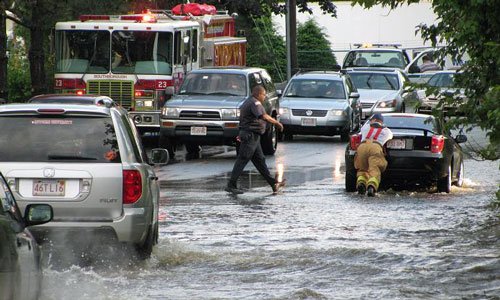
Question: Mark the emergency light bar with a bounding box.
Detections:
[353,43,402,48]
[120,15,157,22]
[80,15,111,21]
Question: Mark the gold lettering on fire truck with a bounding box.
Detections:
[92,74,129,79]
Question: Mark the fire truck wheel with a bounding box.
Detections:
[159,135,175,161]
[261,122,278,155]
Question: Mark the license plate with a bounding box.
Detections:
[301,118,317,126]
[386,139,406,149]
[33,180,65,196]
[190,126,207,136]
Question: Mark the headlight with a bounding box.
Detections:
[163,107,180,117]
[329,109,345,116]
[378,99,397,108]
[136,100,144,107]
[221,108,239,119]
[279,107,289,115]
[144,100,153,107]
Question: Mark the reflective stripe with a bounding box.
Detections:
[366,127,375,139]
[373,128,383,140]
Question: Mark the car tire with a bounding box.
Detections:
[437,164,452,193]
[159,135,175,161]
[185,143,201,154]
[345,166,357,192]
[453,160,465,187]
[284,133,293,141]
[261,123,278,155]
[136,224,154,260]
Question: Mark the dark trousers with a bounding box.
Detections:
[228,130,276,188]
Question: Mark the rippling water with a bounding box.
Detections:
[40,157,500,300]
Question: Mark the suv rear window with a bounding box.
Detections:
[0,116,121,163]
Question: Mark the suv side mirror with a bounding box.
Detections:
[165,86,175,96]
[24,204,53,226]
[276,89,282,97]
[454,134,467,144]
[349,92,360,99]
[150,148,170,165]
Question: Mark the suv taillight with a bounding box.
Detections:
[123,170,142,204]
[350,134,362,150]
[431,135,445,153]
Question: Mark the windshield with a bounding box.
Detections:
[55,30,173,75]
[56,30,110,74]
[427,73,456,88]
[344,50,408,68]
[0,117,121,163]
[179,73,247,96]
[111,31,172,75]
[349,73,400,90]
[284,79,346,99]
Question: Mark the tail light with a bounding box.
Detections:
[350,134,362,151]
[123,170,142,204]
[431,135,445,153]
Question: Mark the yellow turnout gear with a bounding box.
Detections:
[354,139,387,193]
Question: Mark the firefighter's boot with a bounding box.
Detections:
[366,177,380,197]
[356,175,367,195]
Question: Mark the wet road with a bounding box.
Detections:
[40,131,500,300]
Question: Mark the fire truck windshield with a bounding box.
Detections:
[56,30,110,74]
[111,31,173,75]
[55,30,173,76]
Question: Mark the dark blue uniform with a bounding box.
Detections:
[227,97,277,189]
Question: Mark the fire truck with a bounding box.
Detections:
[53,6,246,135]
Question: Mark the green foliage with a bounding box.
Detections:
[297,19,337,71]
[7,44,31,102]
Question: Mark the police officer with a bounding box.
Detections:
[354,113,393,196]
[226,85,285,194]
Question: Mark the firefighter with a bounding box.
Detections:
[354,113,393,196]
[226,85,285,195]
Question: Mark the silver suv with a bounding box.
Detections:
[0,103,163,259]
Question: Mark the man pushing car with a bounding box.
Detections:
[354,113,393,196]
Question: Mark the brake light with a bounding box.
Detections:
[350,134,362,151]
[431,135,445,153]
[37,109,65,114]
[123,170,142,204]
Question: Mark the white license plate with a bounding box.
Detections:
[387,139,406,149]
[301,118,317,126]
[33,180,65,196]
[190,126,207,136]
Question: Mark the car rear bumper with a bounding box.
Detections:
[30,207,149,244]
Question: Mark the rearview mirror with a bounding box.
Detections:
[24,204,53,226]
[454,134,467,144]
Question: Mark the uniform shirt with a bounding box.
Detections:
[360,121,393,146]
[239,96,267,135]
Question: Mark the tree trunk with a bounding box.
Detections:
[0,10,8,100]
[28,0,45,96]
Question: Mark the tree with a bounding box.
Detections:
[297,19,337,71]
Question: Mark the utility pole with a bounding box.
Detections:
[286,0,298,81]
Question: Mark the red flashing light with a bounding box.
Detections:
[135,91,143,98]
[350,134,362,151]
[76,90,85,96]
[80,15,110,22]
[123,170,142,204]
[431,135,445,153]
[120,15,157,22]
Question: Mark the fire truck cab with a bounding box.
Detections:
[53,8,246,135]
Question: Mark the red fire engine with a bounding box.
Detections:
[53,5,246,135]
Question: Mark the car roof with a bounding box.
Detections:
[346,68,401,74]
[28,94,117,107]
[290,71,344,81]
[349,48,404,52]
[0,103,117,116]
[194,67,265,75]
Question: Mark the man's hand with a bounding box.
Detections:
[276,122,284,132]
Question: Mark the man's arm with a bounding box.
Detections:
[262,113,284,132]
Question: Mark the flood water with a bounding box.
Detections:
[40,136,500,300]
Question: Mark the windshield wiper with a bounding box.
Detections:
[48,154,98,161]
[206,92,240,96]
[178,91,207,95]
[384,75,396,90]
[284,94,305,97]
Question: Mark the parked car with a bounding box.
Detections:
[417,70,466,115]
[28,94,117,107]
[0,102,166,259]
[342,44,411,70]
[345,113,467,193]
[159,67,280,158]
[278,70,361,142]
[0,172,53,300]
[347,68,419,121]
[406,48,469,83]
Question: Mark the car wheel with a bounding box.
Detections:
[454,160,465,187]
[159,135,174,162]
[261,123,278,155]
[345,166,357,192]
[136,225,154,260]
[284,133,293,141]
[185,143,201,154]
[437,164,452,193]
